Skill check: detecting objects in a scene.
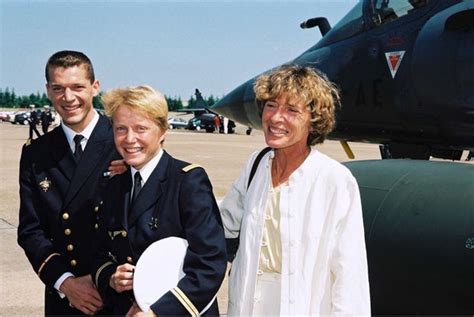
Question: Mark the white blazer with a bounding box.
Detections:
[220,148,371,316]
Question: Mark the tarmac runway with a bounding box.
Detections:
[0,121,391,315]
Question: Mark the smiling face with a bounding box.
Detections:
[112,105,166,170]
[46,65,99,132]
[262,93,312,152]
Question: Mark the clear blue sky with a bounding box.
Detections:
[1,0,358,100]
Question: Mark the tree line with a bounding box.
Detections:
[0,88,220,112]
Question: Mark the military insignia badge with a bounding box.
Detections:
[148,217,158,230]
[39,178,51,192]
[108,230,127,240]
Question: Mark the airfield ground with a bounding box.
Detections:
[0,120,470,315]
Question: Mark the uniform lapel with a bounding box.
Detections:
[127,152,170,227]
[64,116,113,207]
[50,127,76,181]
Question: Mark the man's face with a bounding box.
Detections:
[46,65,99,132]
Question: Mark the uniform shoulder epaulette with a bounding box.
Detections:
[182,163,202,173]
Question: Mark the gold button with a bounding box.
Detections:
[94,223,99,229]
[62,213,70,220]
[67,244,74,251]
[70,259,77,267]
[127,256,133,263]
[94,206,99,212]
[64,228,71,236]
[121,231,127,237]
[100,200,104,205]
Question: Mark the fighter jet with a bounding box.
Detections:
[214,1,474,314]
[212,0,474,160]
[178,89,235,133]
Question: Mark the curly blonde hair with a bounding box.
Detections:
[102,85,169,130]
[254,64,339,145]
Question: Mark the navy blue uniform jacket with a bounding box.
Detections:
[92,151,227,316]
[17,116,119,315]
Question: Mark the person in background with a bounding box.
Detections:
[28,104,41,140]
[17,50,123,315]
[223,116,229,134]
[92,85,227,316]
[220,64,371,315]
[40,105,53,134]
[213,114,220,133]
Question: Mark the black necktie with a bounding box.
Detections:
[73,134,84,161]
[131,172,142,206]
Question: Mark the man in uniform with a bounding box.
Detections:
[40,105,53,134]
[17,50,121,315]
[28,104,41,140]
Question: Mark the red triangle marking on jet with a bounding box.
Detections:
[389,55,400,69]
[385,51,406,78]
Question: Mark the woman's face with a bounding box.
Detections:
[112,105,166,170]
[262,93,311,151]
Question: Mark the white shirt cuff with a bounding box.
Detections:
[54,272,75,298]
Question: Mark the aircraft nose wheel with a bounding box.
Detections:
[379,144,392,159]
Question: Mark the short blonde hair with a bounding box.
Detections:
[254,64,339,145]
[102,85,168,130]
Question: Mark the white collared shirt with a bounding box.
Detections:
[130,148,164,189]
[61,110,100,153]
[54,110,100,295]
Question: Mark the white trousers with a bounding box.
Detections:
[252,272,281,316]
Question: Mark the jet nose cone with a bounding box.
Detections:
[212,79,261,128]
[212,81,248,121]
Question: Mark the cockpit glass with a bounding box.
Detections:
[312,1,364,47]
[330,1,364,33]
[373,0,429,25]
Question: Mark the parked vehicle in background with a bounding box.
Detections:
[0,112,13,122]
[187,118,202,131]
[168,117,189,129]
[187,113,217,133]
[11,112,30,125]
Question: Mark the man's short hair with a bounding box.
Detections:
[45,50,95,83]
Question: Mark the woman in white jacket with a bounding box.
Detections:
[220,65,371,316]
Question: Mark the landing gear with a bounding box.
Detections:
[379,144,393,159]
